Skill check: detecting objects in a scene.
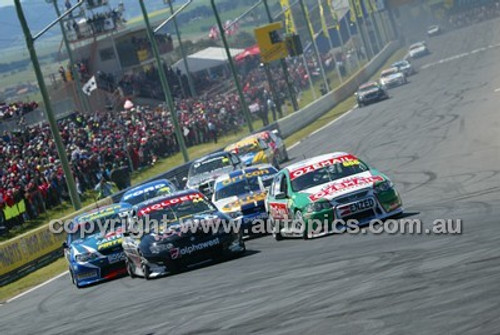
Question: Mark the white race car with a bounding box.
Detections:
[379,67,407,89]
[427,25,441,37]
[409,42,430,58]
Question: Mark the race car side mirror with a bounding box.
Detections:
[275,192,287,200]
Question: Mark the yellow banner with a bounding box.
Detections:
[318,0,329,38]
[304,4,315,37]
[280,0,296,34]
[327,0,340,29]
[366,0,376,13]
[349,0,357,22]
[354,0,364,18]
[0,198,113,277]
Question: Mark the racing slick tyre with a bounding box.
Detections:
[295,211,309,240]
[126,257,136,279]
[358,101,364,108]
[142,262,151,280]
[271,217,283,241]
[272,157,280,170]
[283,149,289,162]
[69,269,82,289]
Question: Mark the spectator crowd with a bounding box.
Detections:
[0,44,360,234]
[0,101,39,121]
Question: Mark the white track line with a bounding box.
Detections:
[5,271,69,304]
[288,105,357,151]
[421,42,500,70]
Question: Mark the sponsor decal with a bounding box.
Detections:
[221,169,272,185]
[139,193,204,216]
[309,176,384,201]
[339,198,375,217]
[289,155,359,180]
[108,252,126,264]
[123,183,170,200]
[169,247,180,259]
[76,205,121,223]
[269,202,289,220]
[222,192,267,211]
[97,238,123,250]
[170,238,220,259]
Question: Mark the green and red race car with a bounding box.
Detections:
[266,152,403,239]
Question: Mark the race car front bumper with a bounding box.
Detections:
[302,188,403,235]
[141,233,244,276]
[71,257,127,287]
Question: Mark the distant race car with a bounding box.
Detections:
[122,190,246,279]
[212,164,278,235]
[266,152,403,240]
[64,203,132,288]
[225,136,280,168]
[392,60,416,76]
[355,82,389,107]
[248,130,288,163]
[408,42,430,58]
[427,25,441,37]
[379,67,407,89]
[120,179,177,206]
[185,151,243,197]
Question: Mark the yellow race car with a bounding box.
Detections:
[225,136,279,168]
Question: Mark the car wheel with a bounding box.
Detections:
[70,269,81,288]
[142,262,151,280]
[358,102,363,108]
[295,211,309,240]
[283,148,289,162]
[271,217,283,241]
[126,257,136,279]
[272,157,280,170]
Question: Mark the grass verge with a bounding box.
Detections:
[0,258,68,303]
[0,46,406,302]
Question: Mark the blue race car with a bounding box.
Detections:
[211,164,278,235]
[120,179,177,206]
[64,203,131,288]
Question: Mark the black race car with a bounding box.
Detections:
[122,190,246,279]
[355,82,389,107]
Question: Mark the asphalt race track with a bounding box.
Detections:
[2,19,500,335]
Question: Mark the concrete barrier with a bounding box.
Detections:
[277,41,400,138]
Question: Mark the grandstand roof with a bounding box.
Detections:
[173,47,244,74]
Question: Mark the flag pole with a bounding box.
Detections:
[299,0,330,92]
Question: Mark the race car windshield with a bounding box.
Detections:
[190,157,231,175]
[70,213,123,241]
[146,198,217,224]
[291,161,370,192]
[393,61,408,67]
[235,142,259,155]
[359,84,379,92]
[381,69,398,77]
[214,176,261,201]
[124,185,174,206]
